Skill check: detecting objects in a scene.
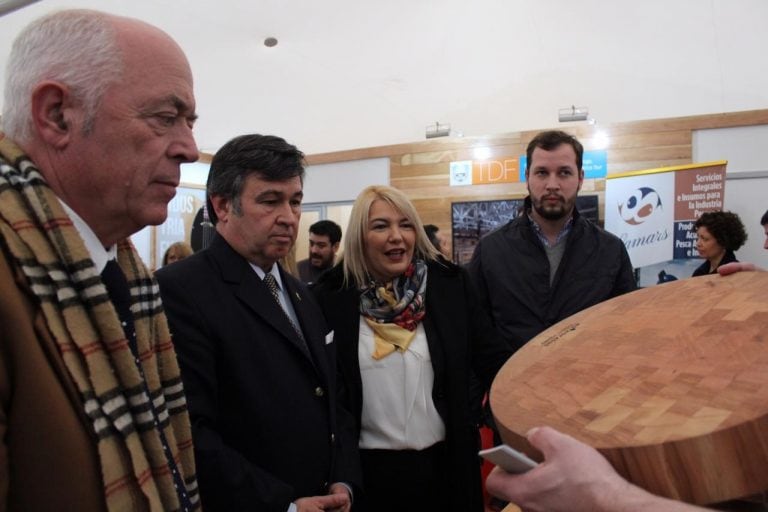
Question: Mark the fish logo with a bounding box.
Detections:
[618,187,662,225]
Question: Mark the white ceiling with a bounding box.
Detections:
[1,0,767,155]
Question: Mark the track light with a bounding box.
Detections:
[558,105,589,123]
[425,121,451,139]
[0,0,41,17]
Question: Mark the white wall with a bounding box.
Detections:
[303,158,389,204]
[130,157,388,266]
[1,1,767,155]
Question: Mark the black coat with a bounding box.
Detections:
[156,234,361,512]
[691,249,738,277]
[312,259,512,512]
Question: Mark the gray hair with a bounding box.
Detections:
[2,9,123,143]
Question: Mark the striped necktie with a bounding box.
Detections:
[263,272,306,343]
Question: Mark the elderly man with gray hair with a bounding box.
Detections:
[0,9,200,511]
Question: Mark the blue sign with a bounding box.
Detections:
[519,149,608,181]
[583,150,608,178]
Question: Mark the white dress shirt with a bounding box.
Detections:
[250,263,303,334]
[357,318,446,450]
[58,200,116,269]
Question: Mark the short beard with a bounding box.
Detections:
[310,255,332,268]
[533,200,569,221]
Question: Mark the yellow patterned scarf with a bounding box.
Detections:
[0,134,199,510]
[360,261,427,360]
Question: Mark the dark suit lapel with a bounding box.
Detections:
[281,269,330,380]
[237,271,311,356]
[209,235,317,367]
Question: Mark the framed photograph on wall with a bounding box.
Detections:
[451,199,525,265]
[152,183,207,270]
[451,195,599,265]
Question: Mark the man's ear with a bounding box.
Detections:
[577,169,584,192]
[30,81,75,148]
[332,242,340,253]
[209,195,231,224]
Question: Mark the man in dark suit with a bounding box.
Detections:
[156,134,360,512]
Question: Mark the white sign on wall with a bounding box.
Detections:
[605,161,727,269]
[605,172,674,268]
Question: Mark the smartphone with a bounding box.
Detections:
[479,444,539,474]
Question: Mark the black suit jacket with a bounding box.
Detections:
[156,234,360,512]
[312,260,512,512]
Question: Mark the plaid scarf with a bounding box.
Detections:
[0,134,199,511]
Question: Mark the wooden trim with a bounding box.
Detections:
[606,160,728,179]
[305,109,768,164]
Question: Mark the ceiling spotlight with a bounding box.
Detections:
[425,121,451,139]
[592,130,610,149]
[264,37,278,47]
[0,0,42,17]
[473,146,492,160]
[558,105,589,122]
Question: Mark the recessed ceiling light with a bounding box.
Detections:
[264,37,278,47]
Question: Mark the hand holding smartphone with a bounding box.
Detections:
[479,444,539,474]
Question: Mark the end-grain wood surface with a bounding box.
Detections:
[491,271,768,505]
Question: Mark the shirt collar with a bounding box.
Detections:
[58,199,117,273]
[250,262,285,290]
[527,211,574,248]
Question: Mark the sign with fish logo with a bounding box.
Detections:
[605,161,727,268]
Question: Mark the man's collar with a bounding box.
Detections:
[250,261,286,289]
[527,210,575,248]
[58,200,116,273]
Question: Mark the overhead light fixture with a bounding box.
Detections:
[473,146,491,160]
[591,130,610,150]
[558,105,589,123]
[0,0,41,17]
[425,121,451,139]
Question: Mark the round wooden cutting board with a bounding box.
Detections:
[490,271,768,505]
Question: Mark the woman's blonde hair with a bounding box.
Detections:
[343,185,440,287]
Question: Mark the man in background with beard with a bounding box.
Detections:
[297,220,341,285]
[468,130,636,354]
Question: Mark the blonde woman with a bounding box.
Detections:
[312,185,511,512]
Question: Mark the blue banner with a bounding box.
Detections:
[519,149,608,181]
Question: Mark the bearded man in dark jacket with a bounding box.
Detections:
[468,130,636,353]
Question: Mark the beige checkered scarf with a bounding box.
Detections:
[0,134,199,511]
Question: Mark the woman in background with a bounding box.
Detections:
[692,211,747,277]
[313,185,511,512]
[162,241,193,267]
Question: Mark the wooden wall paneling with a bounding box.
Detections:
[302,109,768,261]
[390,160,450,181]
[303,110,768,167]
[607,145,692,165]
[604,130,691,149]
